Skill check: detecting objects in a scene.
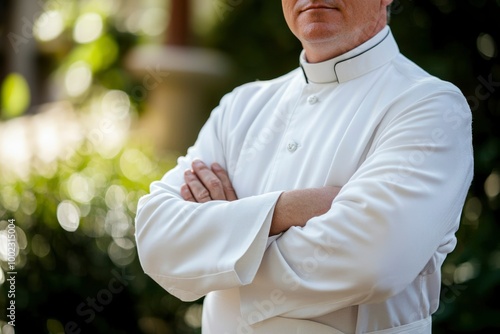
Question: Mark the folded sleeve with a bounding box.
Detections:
[239,89,474,322]
[135,92,282,301]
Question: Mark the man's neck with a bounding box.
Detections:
[303,23,388,63]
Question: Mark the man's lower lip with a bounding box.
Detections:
[302,7,334,12]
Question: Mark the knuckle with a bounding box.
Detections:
[196,189,210,199]
[207,178,222,189]
[194,162,208,171]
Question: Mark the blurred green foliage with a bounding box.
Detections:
[0,0,499,333]
[0,138,198,333]
[0,1,202,332]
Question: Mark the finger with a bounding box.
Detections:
[191,160,226,200]
[184,169,212,203]
[211,163,238,201]
[180,183,195,202]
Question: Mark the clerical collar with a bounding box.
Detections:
[299,26,399,84]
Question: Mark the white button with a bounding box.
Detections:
[287,142,298,152]
[307,95,318,104]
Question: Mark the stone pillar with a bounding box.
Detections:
[125,0,231,155]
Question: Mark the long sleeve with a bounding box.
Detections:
[238,88,474,323]
[135,92,282,302]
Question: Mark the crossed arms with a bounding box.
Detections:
[135,86,473,320]
[180,160,340,236]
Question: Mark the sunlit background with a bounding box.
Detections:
[0,0,499,333]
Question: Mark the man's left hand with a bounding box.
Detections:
[181,160,238,203]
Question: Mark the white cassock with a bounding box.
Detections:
[135,26,474,334]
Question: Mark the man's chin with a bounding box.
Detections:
[299,26,342,44]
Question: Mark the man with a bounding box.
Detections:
[135,0,473,333]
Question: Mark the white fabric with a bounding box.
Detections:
[135,26,473,334]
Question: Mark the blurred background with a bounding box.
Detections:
[0,0,499,333]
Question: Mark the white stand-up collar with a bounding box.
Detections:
[299,26,399,84]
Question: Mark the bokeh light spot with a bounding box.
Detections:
[453,261,479,284]
[57,200,81,232]
[184,304,203,329]
[477,33,497,59]
[105,185,127,210]
[463,197,482,222]
[65,61,93,97]
[1,73,31,118]
[484,171,500,198]
[108,240,135,266]
[15,226,27,250]
[46,318,64,334]
[21,191,38,215]
[101,90,131,120]
[114,237,135,250]
[105,209,131,238]
[1,323,15,334]
[140,8,167,36]
[67,173,96,203]
[73,13,104,44]
[34,10,65,42]
[0,230,18,262]
[1,186,20,212]
[32,234,51,258]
